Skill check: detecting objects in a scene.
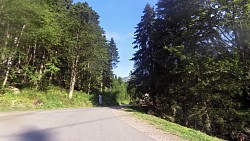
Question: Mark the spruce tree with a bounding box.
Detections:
[131,4,156,103]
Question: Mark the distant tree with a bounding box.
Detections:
[108,37,119,69]
[101,38,120,92]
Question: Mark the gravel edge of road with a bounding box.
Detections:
[112,107,186,141]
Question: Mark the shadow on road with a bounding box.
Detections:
[20,128,51,141]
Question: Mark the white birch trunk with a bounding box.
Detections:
[69,55,79,99]
[69,60,76,99]
[32,43,37,65]
[35,53,45,89]
[49,73,53,85]
[2,24,26,87]
[2,57,11,87]
[87,62,91,95]
[100,82,103,93]
[2,23,9,61]
[15,24,25,47]
[69,31,80,98]
[2,23,10,87]
[204,102,211,134]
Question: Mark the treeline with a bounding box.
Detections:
[0,0,119,98]
[129,0,250,140]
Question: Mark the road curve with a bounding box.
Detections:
[0,107,155,141]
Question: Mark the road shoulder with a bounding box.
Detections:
[112,107,185,141]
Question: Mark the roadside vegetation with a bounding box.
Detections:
[126,107,223,141]
[0,87,89,112]
[0,77,129,112]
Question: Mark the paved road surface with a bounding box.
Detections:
[0,107,155,141]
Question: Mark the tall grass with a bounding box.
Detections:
[0,86,93,112]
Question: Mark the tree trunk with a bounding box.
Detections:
[69,30,80,98]
[2,57,11,87]
[203,102,211,134]
[2,23,10,87]
[182,104,189,126]
[69,70,76,99]
[2,24,26,87]
[49,73,53,85]
[87,62,91,95]
[2,23,9,61]
[172,106,177,122]
[36,53,45,89]
[99,73,103,93]
[32,43,37,65]
[100,82,103,93]
[69,55,79,99]
[15,24,25,47]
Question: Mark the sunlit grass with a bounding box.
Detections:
[0,86,94,112]
[125,107,224,141]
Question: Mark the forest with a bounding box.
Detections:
[0,0,122,97]
[129,0,250,140]
[0,0,131,111]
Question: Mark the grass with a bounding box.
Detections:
[0,86,121,112]
[125,107,224,141]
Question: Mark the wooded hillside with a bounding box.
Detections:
[0,0,119,98]
[129,0,250,140]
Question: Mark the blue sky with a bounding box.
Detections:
[73,0,158,78]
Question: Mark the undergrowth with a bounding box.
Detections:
[0,86,120,112]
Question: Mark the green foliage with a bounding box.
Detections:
[0,0,118,100]
[130,0,250,140]
[101,92,119,106]
[112,77,130,104]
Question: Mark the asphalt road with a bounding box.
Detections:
[0,107,155,141]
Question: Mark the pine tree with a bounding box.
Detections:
[102,38,119,91]
[108,37,119,69]
[130,4,156,103]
